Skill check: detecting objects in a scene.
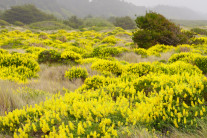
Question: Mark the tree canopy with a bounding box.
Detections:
[132,12,191,49]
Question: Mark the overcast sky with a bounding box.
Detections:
[125,0,207,13]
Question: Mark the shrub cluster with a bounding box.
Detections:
[65,67,88,81]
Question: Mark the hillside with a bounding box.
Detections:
[153,5,207,20]
[0,0,207,20]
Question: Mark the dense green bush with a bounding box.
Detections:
[29,21,71,30]
[38,50,61,63]
[109,16,136,29]
[132,12,191,49]
[1,4,56,24]
[194,56,207,74]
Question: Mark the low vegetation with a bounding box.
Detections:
[29,21,72,31]
[0,12,207,138]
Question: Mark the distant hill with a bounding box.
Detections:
[152,5,207,20]
[0,0,206,20]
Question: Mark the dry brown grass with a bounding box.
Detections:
[0,81,24,115]
[117,51,174,63]
[0,63,100,116]
[119,126,162,138]
[26,64,99,93]
[8,49,25,53]
[0,134,12,138]
[25,64,82,94]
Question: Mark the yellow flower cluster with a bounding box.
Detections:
[0,28,207,137]
[134,44,175,57]
[0,50,40,82]
[65,67,88,81]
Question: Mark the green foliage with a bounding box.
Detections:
[133,12,191,49]
[109,16,136,30]
[63,16,83,29]
[194,56,207,74]
[168,53,207,74]
[191,28,207,36]
[38,50,61,63]
[65,67,88,81]
[38,49,82,64]
[1,4,56,24]
[168,52,200,63]
[0,19,9,26]
[13,21,24,26]
[29,21,71,30]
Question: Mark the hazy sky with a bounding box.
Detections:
[126,0,207,13]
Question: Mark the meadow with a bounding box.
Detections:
[0,26,206,138]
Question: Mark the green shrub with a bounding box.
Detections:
[194,56,207,74]
[65,67,88,81]
[0,19,10,26]
[190,38,205,45]
[29,21,71,30]
[168,53,207,74]
[168,52,201,63]
[13,21,24,26]
[38,50,61,63]
[132,12,191,49]
[166,61,202,75]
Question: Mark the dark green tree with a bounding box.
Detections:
[132,12,191,49]
[1,4,56,24]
